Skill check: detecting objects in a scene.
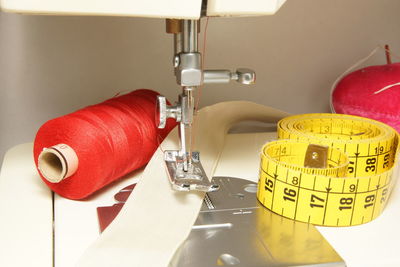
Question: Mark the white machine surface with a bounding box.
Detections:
[1,132,400,266]
[0,0,286,18]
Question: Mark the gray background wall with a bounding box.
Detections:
[1,0,400,161]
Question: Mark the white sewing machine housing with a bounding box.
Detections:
[0,0,287,18]
[1,1,400,266]
[1,132,400,266]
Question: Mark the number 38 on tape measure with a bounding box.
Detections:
[257,113,400,226]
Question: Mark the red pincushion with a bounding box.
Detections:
[332,63,400,132]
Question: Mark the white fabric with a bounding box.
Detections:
[213,132,277,181]
[77,101,288,267]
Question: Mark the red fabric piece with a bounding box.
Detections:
[332,63,400,132]
[34,89,177,200]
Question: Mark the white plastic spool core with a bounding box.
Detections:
[38,144,78,183]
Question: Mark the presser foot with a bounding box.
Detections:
[164,150,219,192]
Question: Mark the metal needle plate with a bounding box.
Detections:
[170,177,346,267]
[97,177,345,267]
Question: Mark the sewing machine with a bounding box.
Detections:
[1,1,400,267]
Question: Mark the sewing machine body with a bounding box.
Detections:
[2,132,400,266]
[0,0,287,18]
[1,1,400,266]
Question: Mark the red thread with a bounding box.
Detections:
[33,89,176,200]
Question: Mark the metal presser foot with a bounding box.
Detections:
[163,150,220,192]
[157,19,256,192]
[157,91,218,192]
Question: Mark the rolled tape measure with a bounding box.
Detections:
[257,113,400,226]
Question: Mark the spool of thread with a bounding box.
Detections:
[37,143,78,183]
[34,89,176,200]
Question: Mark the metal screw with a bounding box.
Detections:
[174,55,180,68]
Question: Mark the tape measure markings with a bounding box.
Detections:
[257,113,399,227]
[261,167,389,195]
[349,180,358,225]
[293,171,301,220]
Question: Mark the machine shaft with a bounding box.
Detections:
[179,20,200,171]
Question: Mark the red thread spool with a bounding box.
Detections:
[34,89,176,200]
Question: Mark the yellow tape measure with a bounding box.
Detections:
[257,113,400,226]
